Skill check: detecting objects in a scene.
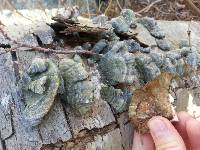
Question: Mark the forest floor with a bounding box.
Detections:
[131,0,200,21]
[105,0,200,21]
[1,0,200,21]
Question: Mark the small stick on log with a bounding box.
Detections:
[6,0,33,22]
[136,0,162,14]
[104,0,113,16]
[0,27,101,57]
[184,0,200,16]
[187,20,192,49]
[116,0,123,11]
[1,42,102,56]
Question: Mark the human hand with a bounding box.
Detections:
[132,112,200,150]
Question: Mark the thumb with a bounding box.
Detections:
[148,116,186,150]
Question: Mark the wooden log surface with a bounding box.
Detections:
[0,9,200,150]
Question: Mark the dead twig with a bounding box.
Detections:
[86,0,91,19]
[104,0,113,16]
[0,27,101,57]
[184,0,200,16]
[81,13,97,17]
[116,0,123,11]
[98,0,102,12]
[152,6,171,15]
[136,0,162,14]
[37,0,49,18]
[187,20,192,48]
[94,0,100,14]
[6,0,33,22]
[1,42,102,56]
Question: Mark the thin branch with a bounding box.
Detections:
[94,0,100,14]
[81,12,97,17]
[0,27,101,57]
[187,20,192,48]
[136,0,162,14]
[1,42,102,56]
[116,0,123,11]
[104,0,113,16]
[6,0,33,22]
[99,0,101,12]
[86,0,91,19]
[184,0,200,16]
[99,1,104,13]
[37,0,48,18]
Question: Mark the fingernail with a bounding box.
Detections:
[148,118,169,138]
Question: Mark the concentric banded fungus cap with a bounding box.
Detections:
[128,72,177,134]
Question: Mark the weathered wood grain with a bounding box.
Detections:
[0,50,15,141]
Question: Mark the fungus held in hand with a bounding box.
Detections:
[128,72,177,134]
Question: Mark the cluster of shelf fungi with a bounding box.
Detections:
[18,7,200,133]
[1,6,200,149]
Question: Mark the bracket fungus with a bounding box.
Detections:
[98,41,138,86]
[17,8,200,129]
[19,58,60,127]
[59,55,95,115]
[19,55,96,126]
[128,72,177,134]
[101,85,131,113]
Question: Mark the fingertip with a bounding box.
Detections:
[148,116,169,128]
[148,116,175,135]
[148,116,177,132]
[186,118,200,149]
[147,116,186,150]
